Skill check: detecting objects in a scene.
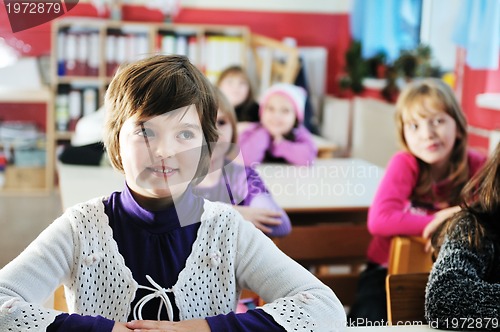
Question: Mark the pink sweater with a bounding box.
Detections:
[238,123,317,166]
[367,150,486,265]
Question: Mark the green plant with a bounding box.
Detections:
[339,42,441,100]
[341,40,368,94]
[382,44,442,102]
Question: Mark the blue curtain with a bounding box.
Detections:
[453,0,500,69]
[350,0,422,62]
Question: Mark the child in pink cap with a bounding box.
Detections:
[238,83,317,166]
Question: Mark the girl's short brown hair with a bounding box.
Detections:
[395,78,468,204]
[103,55,218,183]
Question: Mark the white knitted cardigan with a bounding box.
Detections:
[0,197,346,332]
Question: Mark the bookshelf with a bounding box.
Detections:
[0,88,54,194]
[51,17,251,141]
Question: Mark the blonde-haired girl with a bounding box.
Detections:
[348,78,486,325]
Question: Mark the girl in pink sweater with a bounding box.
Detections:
[348,78,486,326]
[238,83,317,166]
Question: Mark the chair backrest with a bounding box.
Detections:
[274,223,371,306]
[350,97,399,168]
[388,236,433,275]
[250,34,300,94]
[54,285,68,312]
[386,272,429,325]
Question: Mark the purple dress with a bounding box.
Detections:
[193,162,291,237]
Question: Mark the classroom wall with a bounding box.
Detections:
[1,0,498,152]
[456,52,500,153]
[0,0,352,95]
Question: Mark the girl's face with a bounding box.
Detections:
[403,107,458,170]
[119,105,203,207]
[211,110,233,161]
[261,94,297,137]
[218,74,250,106]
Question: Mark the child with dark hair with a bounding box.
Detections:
[426,143,500,330]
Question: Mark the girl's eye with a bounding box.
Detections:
[178,130,195,140]
[407,123,418,131]
[217,119,227,127]
[432,118,445,125]
[136,127,155,138]
[264,105,272,112]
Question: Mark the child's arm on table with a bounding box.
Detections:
[368,152,434,237]
[238,124,272,165]
[236,167,291,237]
[270,126,317,166]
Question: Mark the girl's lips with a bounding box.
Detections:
[426,143,440,151]
[147,166,178,178]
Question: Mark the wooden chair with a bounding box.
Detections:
[312,134,339,159]
[350,97,399,168]
[250,34,300,93]
[386,273,429,325]
[274,223,371,306]
[240,289,265,307]
[387,236,433,275]
[53,285,68,312]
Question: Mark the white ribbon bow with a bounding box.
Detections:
[133,275,174,321]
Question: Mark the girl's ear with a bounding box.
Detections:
[455,127,465,140]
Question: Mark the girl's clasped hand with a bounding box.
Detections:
[112,319,210,331]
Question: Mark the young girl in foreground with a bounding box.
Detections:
[194,88,291,237]
[238,83,317,166]
[348,78,486,325]
[0,55,345,331]
[426,143,499,331]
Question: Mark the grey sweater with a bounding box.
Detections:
[425,217,500,330]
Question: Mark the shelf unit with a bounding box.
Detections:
[0,88,54,195]
[51,17,251,141]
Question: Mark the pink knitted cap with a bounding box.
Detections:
[259,83,307,123]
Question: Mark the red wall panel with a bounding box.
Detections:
[0,3,351,94]
[0,103,47,131]
[457,55,500,151]
[0,1,99,57]
[173,8,350,95]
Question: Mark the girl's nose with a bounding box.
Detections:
[420,122,436,139]
[154,136,176,159]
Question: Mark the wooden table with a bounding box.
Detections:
[58,158,383,214]
[255,159,384,305]
[312,134,339,158]
[57,162,124,210]
[256,158,384,223]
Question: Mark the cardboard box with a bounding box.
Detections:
[3,166,45,190]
